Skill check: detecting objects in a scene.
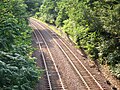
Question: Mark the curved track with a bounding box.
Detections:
[30,18,111,90]
[31,23,66,90]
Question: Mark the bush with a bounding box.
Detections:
[0,0,41,89]
[36,0,120,79]
[0,51,40,90]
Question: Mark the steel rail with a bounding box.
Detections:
[43,23,104,90]
[31,20,91,90]
[31,23,66,90]
[54,34,104,90]
[31,24,52,90]
[32,19,104,90]
[46,26,104,90]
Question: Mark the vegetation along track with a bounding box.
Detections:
[30,18,111,90]
[30,23,66,90]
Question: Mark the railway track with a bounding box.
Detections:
[30,18,111,90]
[31,23,66,90]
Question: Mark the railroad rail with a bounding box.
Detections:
[30,18,110,90]
[31,23,66,90]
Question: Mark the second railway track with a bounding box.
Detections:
[30,18,111,90]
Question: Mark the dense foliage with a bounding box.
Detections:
[25,0,43,15]
[36,0,59,24]
[0,0,40,89]
[36,0,120,79]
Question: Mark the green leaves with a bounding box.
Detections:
[0,51,40,89]
[37,0,59,24]
[25,0,43,15]
[0,0,40,89]
[110,64,120,79]
[36,0,120,78]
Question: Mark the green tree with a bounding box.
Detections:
[38,0,59,24]
[0,0,40,89]
[25,0,43,15]
[37,0,120,79]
